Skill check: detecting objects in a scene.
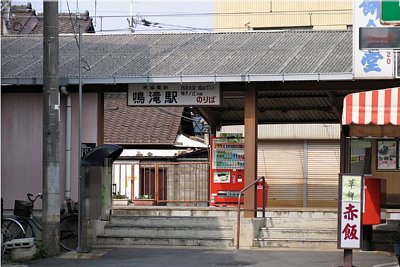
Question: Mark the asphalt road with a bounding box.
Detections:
[4,247,399,267]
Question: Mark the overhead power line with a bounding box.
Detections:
[58,9,353,17]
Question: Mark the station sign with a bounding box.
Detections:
[127,83,221,106]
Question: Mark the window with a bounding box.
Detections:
[350,140,372,174]
[377,140,399,170]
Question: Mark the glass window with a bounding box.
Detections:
[350,140,372,174]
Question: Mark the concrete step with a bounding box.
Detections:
[254,238,337,249]
[103,224,233,238]
[112,206,238,217]
[112,207,338,219]
[265,217,337,228]
[97,235,234,247]
[97,214,235,248]
[260,227,337,240]
[110,215,236,228]
[99,208,341,249]
[264,209,338,220]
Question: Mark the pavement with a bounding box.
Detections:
[2,246,399,267]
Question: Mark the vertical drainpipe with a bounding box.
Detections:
[303,140,308,208]
[61,86,72,200]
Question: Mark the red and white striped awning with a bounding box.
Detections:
[342,87,400,125]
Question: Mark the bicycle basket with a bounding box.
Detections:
[14,200,33,218]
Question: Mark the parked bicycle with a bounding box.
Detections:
[10,193,78,251]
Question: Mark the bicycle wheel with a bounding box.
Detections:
[2,218,26,254]
[17,219,35,238]
[2,218,25,241]
[60,214,78,251]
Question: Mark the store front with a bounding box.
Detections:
[342,86,400,207]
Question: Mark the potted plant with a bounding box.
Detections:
[112,192,130,206]
[133,194,155,206]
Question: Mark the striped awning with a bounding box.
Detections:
[342,87,400,125]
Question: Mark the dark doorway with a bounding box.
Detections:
[139,166,167,201]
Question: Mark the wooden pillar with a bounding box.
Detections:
[340,125,349,173]
[244,83,257,218]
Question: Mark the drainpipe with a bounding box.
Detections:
[60,86,72,201]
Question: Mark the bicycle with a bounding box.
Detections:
[13,193,78,251]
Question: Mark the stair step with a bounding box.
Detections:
[112,207,238,217]
[260,227,337,239]
[254,238,337,249]
[97,235,234,247]
[265,218,337,228]
[110,215,235,228]
[104,225,233,238]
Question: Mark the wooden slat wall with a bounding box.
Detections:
[307,141,340,208]
[258,141,304,207]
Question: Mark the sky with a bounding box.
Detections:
[12,0,214,33]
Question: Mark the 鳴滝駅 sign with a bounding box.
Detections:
[127,83,221,106]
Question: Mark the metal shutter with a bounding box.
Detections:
[307,141,340,208]
[258,141,305,207]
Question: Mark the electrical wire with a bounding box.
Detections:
[66,0,91,71]
[58,9,353,17]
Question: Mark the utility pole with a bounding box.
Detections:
[43,0,60,256]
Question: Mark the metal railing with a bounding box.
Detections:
[236,176,268,250]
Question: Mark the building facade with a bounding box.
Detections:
[215,0,352,32]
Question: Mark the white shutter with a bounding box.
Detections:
[307,141,340,208]
[258,141,304,207]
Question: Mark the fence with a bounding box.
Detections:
[113,162,209,206]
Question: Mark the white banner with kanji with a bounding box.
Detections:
[353,0,394,79]
[128,83,221,106]
[338,174,363,249]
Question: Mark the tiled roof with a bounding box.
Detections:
[1,30,353,84]
[1,4,94,35]
[104,93,183,145]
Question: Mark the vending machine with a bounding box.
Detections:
[210,134,245,206]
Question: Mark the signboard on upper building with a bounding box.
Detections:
[353,0,394,79]
[338,174,363,249]
[381,0,400,23]
[127,83,221,106]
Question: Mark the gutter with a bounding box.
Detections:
[1,73,354,86]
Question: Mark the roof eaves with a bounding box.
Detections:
[1,73,354,86]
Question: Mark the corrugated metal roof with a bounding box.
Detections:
[3,30,398,126]
[1,30,352,84]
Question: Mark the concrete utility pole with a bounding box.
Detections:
[43,0,60,256]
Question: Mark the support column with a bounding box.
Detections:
[244,83,257,218]
[43,0,60,256]
[340,125,349,173]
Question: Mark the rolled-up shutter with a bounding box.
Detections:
[258,141,304,207]
[307,141,340,208]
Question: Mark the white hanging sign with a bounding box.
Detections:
[338,174,363,249]
[127,83,221,106]
[353,0,394,79]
